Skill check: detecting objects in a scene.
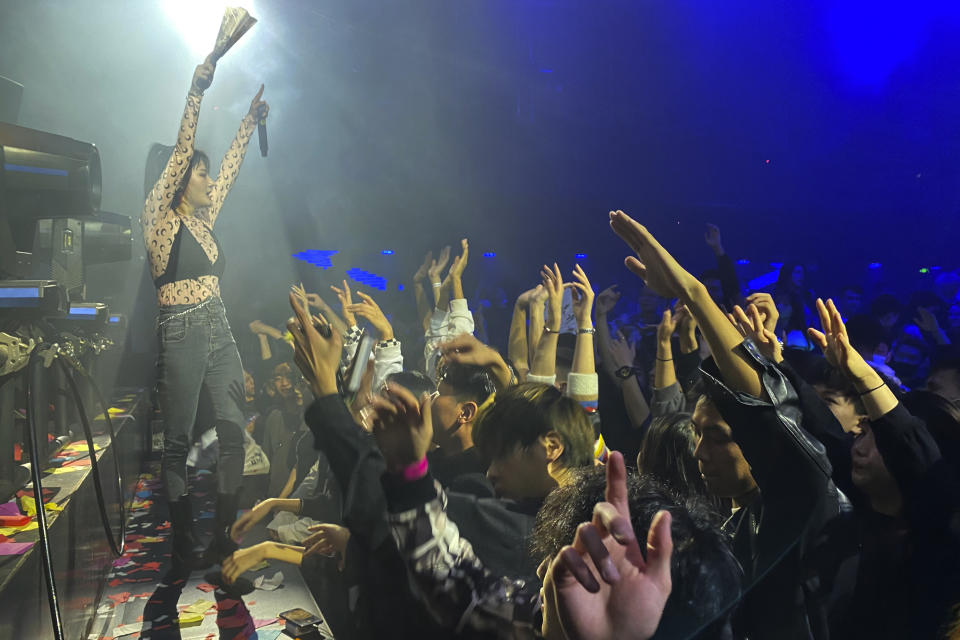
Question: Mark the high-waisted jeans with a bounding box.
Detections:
[156,296,244,499]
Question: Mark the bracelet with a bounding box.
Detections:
[543,326,561,334]
[432,282,442,288]
[401,457,429,482]
[578,327,596,335]
[656,357,673,362]
[857,382,885,396]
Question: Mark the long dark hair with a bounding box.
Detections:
[637,413,711,499]
[143,143,209,208]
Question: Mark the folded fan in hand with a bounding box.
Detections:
[210,6,257,62]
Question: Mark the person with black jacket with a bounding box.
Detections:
[805,298,960,639]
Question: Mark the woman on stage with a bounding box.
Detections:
[141,56,268,573]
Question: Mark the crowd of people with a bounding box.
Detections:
[144,56,959,640]
[202,213,959,640]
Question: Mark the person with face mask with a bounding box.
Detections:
[141,56,269,575]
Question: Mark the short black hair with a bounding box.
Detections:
[386,370,435,399]
[436,362,496,405]
[870,293,902,318]
[903,389,960,470]
[530,467,741,639]
[930,345,960,375]
[143,143,209,206]
[844,314,888,353]
[473,383,594,469]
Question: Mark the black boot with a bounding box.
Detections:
[203,492,240,565]
[169,498,209,574]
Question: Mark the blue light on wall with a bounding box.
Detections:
[293,249,339,270]
[346,268,387,291]
[575,253,587,260]
[483,252,496,258]
[381,250,394,255]
[747,270,780,292]
[868,262,882,269]
[737,259,750,265]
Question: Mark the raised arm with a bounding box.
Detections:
[567,264,598,404]
[141,59,213,244]
[530,263,564,380]
[412,251,434,331]
[610,210,763,398]
[508,286,540,379]
[207,84,266,225]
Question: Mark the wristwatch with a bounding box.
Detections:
[615,365,642,379]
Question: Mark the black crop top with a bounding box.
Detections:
[153,223,225,289]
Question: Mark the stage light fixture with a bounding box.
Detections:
[163,0,257,57]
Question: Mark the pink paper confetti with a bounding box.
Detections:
[0,542,33,555]
[254,618,279,628]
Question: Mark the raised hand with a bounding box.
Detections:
[303,523,351,558]
[439,333,512,389]
[346,291,394,341]
[546,451,672,640]
[704,223,724,256]
[730,304,782,363]
[449,238,469,280]
[609,210,698,300]
[517,284,544,308]
[368,384,434,473]
[330,280,357,327]
[914,307,942,336]
[249,319,281,338]
[428,245,452,283]
[542,263,564,331]
[595,285,621,317]
[745,292,779,334]
[676,303,698,339]
[287,292,342,396]
[608,331,637,369]
[567,264,595,329]
[191,55,216,93]
[807,298,874,381]
[656,307,682,345]
[413,251,433,283]
[248,84,269,120]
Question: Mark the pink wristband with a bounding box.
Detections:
[401,457,429,482]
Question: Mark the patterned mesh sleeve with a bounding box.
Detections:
[207,113,257,225]
[141,90,202,279]
[387,480,543,638]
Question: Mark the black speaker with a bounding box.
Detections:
[30,218,85,300]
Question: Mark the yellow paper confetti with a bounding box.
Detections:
[181,598,215,616]
[45,467,82,475]
[0,520,39,536]
[177,613,204,627]
[19,498,63,517]
[62,442,101,453]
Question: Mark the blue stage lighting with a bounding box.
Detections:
[483,252,496,258]
[381,250,394,255]
[346,268,387,291]
[575,253,587,260]
[293,249,339,270]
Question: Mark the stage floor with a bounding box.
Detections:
[86,464,329,640]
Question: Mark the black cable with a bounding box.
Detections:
[25,351,65,640]
[57,356,126,557]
